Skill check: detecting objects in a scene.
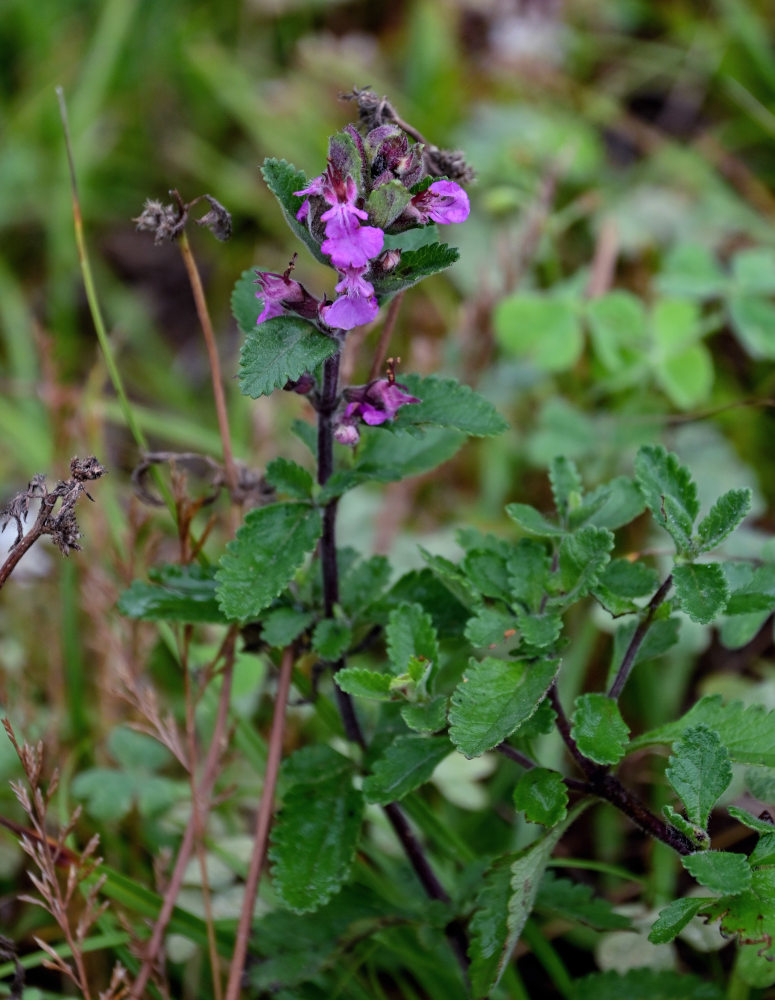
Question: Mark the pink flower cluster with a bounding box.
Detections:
[334,378,421,446]
[295,168,384,331]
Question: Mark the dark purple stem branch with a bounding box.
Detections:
[607,574,673,700]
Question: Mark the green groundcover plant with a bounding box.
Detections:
[6,89,775,1000]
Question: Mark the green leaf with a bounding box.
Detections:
[231,268,261,334]
[382,567,470,639]
[571,968,724,1000]
[682,851,752,895]
[371,242,460,299]
[652,298,703,355]
[726,563,775,615]
[507,538,552,610]
[333,668,393,701]
[731,248,775,295]
[665,726,732,829]
[672,563,729,624]
[728,804,775,834]
[513,768,568,826]
[465,606,517,648]
[392,374,508,437]
[536,871,631,931]
[571,694,630,765]
[657,243,726,300]
[596,559,659,599]
[216,503,322,621]
[270,769,364,912]
[701,867,775,960]
[557,526,614,601]
[469,809,580,996]
[610,617,680,677]
[349,426,467,487]
[118,565,226,623]
[401,697,448,733]
[746,767,775,801]
[506,503,564,537]
[648,897,710,944]
[663,804,710,849]
[585,291,647,375]
[631,695,775,766]
[260,607,316,648]
[514,609,562,649]
[655,343,714,410]
[280,746,353,789]
[363,735,451,805]
[462,549,512,602]
[420,550,481,609]
[750,832,775,867]
[635,444,699,553]
[386,603,439,674]
[260,158,328,265]
[239,316,338,399]
[265,457,314,500]
[366,179,411,229]
[449,657,559,758]
[494,294,583,372]
[339,555,391,617]
[311,619,352,660]
[549,456,583,521]
[695,488,752,553]
[728,295,775,359]
[570,476,645,531]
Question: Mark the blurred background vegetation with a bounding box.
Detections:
[3,0,775,995]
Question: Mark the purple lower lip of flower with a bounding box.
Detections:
[411,179,470,225]
[321,224,384,270]
[322,291,379,331]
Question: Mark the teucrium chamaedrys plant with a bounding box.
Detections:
[118,95,775,999]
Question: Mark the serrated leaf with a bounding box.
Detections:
[465,606,517,648]
[391,374,508,438]
[353,426,467,485]
[536,871,631,931]
[371,242,460,299]
[118,565,226,623]
[663,804,709,848]
[570,476,645,531]
[494,294,583,372]
[265,457,314,500]
[665,726,732,829]
[469,810,580,996]
[746,767,775,801]
[513,768,568,826]
[728,295,775,359]
[366,179,411,229]
[280,746,353,789]
[701,867,775,959]
[682,851,752,895]
[750,831,775,867]
[261,607,316,648]
[462,549,512,602]
[672,563,729,624]
[507,538,552,610]
[726,563,775,615]
[420,549,481,610]
[270,770,364,912]
[549,456,583,521]
[231,268,262,334]
[635,444,699,553]
[333,668,393,701]
[339,555,391,617]
[557,526,614,601]
[216,503,322,621]
[449,657,559,758]
[260,158,328,265]
[631,695,775,765]
[239,316,338,398]
[506,503,565,537]
[648,897,710,944]
[695,488,752,553]
[401,697,448,733]
[386,602,439,674]
[571,694,630,765]
[363,736,451,805]
[311,619,352,660]
[514,609,562,649]
[571,968,724,1000]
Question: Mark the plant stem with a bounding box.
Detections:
[224,644,295,1000]
[177,230,239,498]
[607,574,673,700]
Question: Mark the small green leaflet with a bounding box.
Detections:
[648,896,711,944]
[536,871,631,931]
[569,476,645,532]
[362,735,451,805]
[260,158,328,266]
[629,695,775,766]
[672,563,729,624]
[506,503,565,537]
[665,726,732,830]
[682,851,752,895]
[216,502,322,621]
[371,242,460,299]
[449,657,559,758]
[465,606,517,648]
[261,607,315,648]
[118,565,226,624]
[557,526,614,601]
[269,769,364,913]
[239,315,338,398]
[695,488,752,553]
[571,694,630,766]
[392,374,508,437]
[700,867,775,960]
[232,268,261,334]
[311,619,352,660]
[386,602,439,674]
[265,457,314,500]
[401,697,448,733]
[634,444,699,554]
[333,668,393,701]
[513,768,568,826]
[549,456,583,522]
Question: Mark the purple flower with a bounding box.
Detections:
[255,269,319,325]
[322,288,378,331]
[410,180,470,226]
[334,377,421,445]
[321,222,384,270]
